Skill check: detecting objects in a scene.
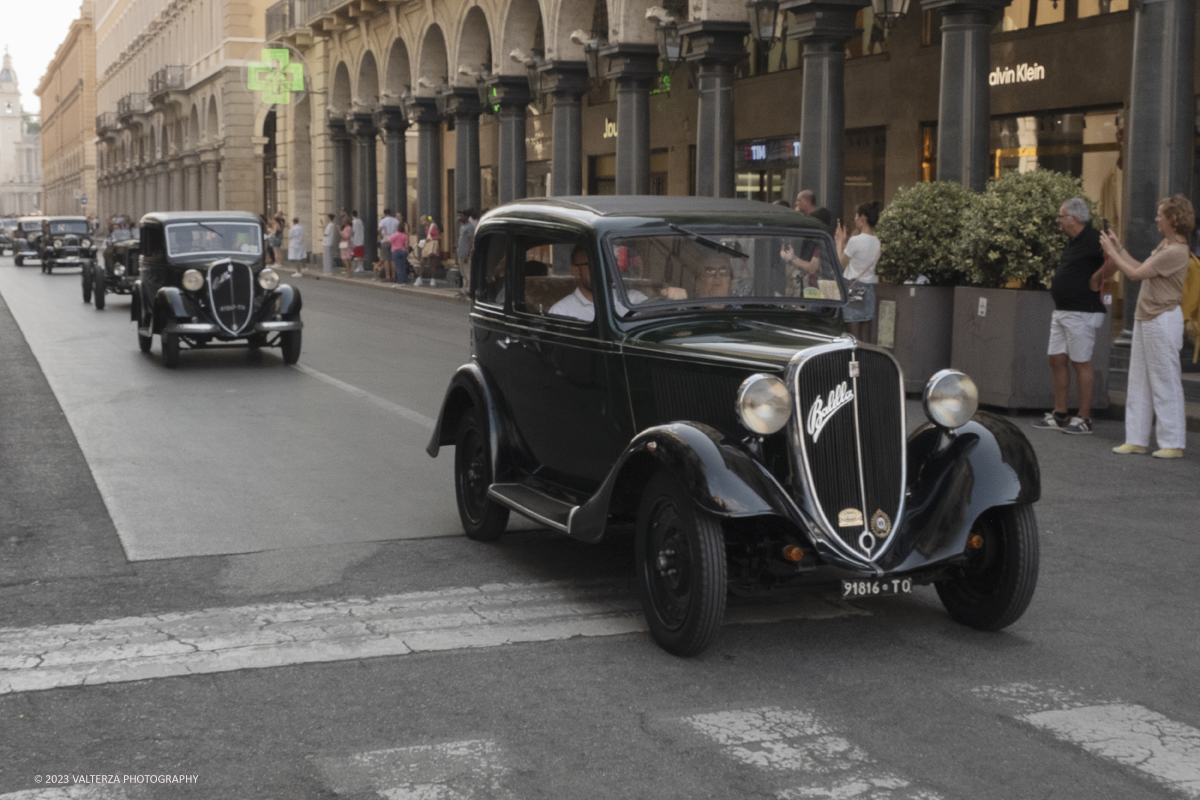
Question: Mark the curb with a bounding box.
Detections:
[1105,390,1200,433]
[290,268,469,306]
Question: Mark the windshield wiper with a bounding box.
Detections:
[669,224,748,259]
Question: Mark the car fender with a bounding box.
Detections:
[154,287,189,332]
[130,281,143,322]
[567,422,811,545]
[875,411,1041,573]
[426,362,515,481]
[277,283,301,318]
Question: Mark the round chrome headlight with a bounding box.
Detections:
[182,269,205,291]
[54,238,64,247]
[923,369,979,429]
[114,264,126,276]
[737,374,793,435]
[258,268,279,291]
[82,238,91,247]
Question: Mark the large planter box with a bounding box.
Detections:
[950,286,1109,411]
[875,283,955,393]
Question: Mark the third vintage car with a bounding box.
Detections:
[85,226,140,309]
[11,216,46,266]
[131,211,303,367]
[38,216,96,273]
[427,196,1040,657]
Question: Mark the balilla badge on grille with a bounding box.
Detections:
[806,380,854,443]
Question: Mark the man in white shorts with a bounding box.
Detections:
[1034,198,1114,434]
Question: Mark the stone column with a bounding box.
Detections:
[376,104,409,221]
[681,22,749,198]
[327,114,352,218]
[492,77,531,204]
[784,0,869,222]
[156,164,169,212]
[409,97,442,229]
[921,0,1010,192]
[201,154,220,210]
[169,158,184,210]
[348,111,380,267]
[539,62,589,196]
[601,44,659,195]
[445,88,483,217]
[1119,0,1196,338]
[183,155,201,211]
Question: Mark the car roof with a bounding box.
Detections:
[45,216,89,222]
[480,196,827,231]
[141,211,260,225]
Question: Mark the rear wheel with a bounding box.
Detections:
[161,330,180,368]
[935,504,1039,631]
[280,330,302,365]
[14,256,22,266]
[453,409,509,541]
[93,270,106,309]
[46,261,53,274]
[636,472,727,657]
[82,268,93,303]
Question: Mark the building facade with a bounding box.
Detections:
[261,0,1196,269]
[37,2,99,218]
[0,52,43,217]
[93,0,275,224]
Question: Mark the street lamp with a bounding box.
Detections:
[646,7,683,69]
[745,0,782,43]
[571,29,607,85]
[870,0,911,30]
[510,48,544,98]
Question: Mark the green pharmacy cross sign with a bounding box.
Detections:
[248,49,304,104]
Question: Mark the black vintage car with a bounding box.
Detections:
[85,227,140,308]
[0,218,17,254]
[428,197,1040,656]
[38,216,96,273]
[131,211,303,368]
[11,216,47,266]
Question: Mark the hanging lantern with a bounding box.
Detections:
[871,0,911,30]
[745,0,781,43]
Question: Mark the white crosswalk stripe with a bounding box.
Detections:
[313,740,514,799]
[684,708,943,799]
[0,581,860,695]
[974,683,1200,798]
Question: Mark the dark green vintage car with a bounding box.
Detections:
[427,196,1041,656]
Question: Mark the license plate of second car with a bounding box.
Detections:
[842,578,913,599]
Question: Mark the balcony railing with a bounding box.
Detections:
[117,92,148,119]
[95,112,118,133]
[297,0,340,25]
[265,0,291,39]
[149,65,186,97]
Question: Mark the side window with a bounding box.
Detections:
[473,232,509,307]
[141,226,165,260]
[515,234,592,323]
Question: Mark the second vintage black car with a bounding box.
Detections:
[131,211,303,367]
[39,216,96,273]
[428,196,1041,657]
[11,216,46,266]
[84,227,140,309]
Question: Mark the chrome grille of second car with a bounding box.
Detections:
[791,346,905,561]
[207,261,255,336]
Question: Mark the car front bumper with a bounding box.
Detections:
[163,319,304,336]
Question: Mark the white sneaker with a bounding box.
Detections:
[429,279,438,287]
[413,278,423,286]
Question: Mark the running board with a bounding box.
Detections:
[486,483,578,533]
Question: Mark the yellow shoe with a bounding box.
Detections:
[1152,448,1184,459]
[1112,443,1149,455]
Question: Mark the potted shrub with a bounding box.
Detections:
[953,169,1109,411]
[875,181,973,392]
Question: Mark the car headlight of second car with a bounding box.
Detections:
[258,267,279,291]
[114,263,125,276]
[736,373,793,435]
[54,238,64,248]
[182,269,205,291]
[82,238,91,247]
[923,369,979,429]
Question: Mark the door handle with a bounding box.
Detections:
[497,336,513,349]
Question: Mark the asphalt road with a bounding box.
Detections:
[1,253,1198,800]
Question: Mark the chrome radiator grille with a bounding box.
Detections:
[791,346,905,560]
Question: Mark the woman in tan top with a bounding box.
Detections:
[1100,194,1192,458]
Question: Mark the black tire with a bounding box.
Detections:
[138,328,153,353]
[94,270,106,309]
[935,503,1039,631]
[280,330,302,365]
[453,408,509,542]
[82,268,93,303]
[161,331,180,368]
[14,257,21,266]
[46,262,53,274]
[636,472,727,657]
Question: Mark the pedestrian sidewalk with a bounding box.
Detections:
[285,262,468,305]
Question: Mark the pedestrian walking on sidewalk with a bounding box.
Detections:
[340,213,353,276]
[389,220,409,284]
[351,211,365,273]
[1100,194,1192,459]
[834,201,881,343]
[287,217,305,276]
[1033,198,1114,435]
[795,190,834,233]
[322,213,337,275]
[378,208,399,282]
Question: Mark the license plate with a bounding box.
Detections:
[841,578,913,599]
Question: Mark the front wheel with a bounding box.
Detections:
[82,268,93,303]
[636,472,727,657]
[453,409,509,541]
[93,270,106,309]
[935,504,1039,631]
[161,330,180,368]
[280,329,301,364]
[14,256,21,266]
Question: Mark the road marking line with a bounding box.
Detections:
[291,363,436,430]
[0,583,857,696]
[685,708,942,799]
[315,740,513,799]
[0,789,128,800]
[975,684,1200,798]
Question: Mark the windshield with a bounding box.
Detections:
[49,221,89,235]
[111,229,137,242]
[609,229,843,315]
[21,221,41,231]
[165,222,261,258]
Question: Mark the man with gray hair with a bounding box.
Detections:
[1033,197,1114,434]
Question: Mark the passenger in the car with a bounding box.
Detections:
[549,245,647,321]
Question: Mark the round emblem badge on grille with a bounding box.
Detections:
[871,509,892,539]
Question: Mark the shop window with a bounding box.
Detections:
[650,149,669,196]
[846,7,888,58]
[995,0,1127,31]
[844,127,887,226]
[735,136,801,203]
[920,124,937,181]
[921,10,941,46]
[588,154,616,195]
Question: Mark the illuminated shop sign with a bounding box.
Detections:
[738,138,801,167]
[989,63,1046,86]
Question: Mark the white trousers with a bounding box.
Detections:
[1125,306,1186,450]
[322,245,335,275]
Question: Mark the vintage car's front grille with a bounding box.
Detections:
[649,364,744,434]
[207,261,255,336]
[792,346,905,561]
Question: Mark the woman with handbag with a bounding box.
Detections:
[835,201,882,342]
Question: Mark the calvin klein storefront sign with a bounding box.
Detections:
[989,63,1046,86]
